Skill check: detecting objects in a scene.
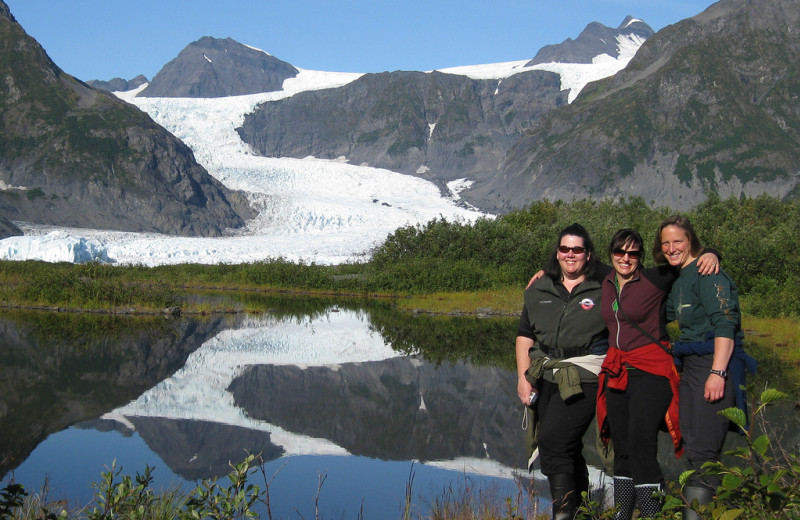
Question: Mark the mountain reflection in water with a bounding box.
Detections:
[1,303,548,517]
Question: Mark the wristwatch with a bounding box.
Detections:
[709,369,728,379]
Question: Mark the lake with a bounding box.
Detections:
[0,298,551,518]
[3,296,793,518]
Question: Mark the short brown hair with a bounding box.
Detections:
[652,215,704,264]
[608,229,645,265]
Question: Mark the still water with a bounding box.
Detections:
[1,298,550,518]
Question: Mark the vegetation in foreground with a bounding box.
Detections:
[2,387,797,519]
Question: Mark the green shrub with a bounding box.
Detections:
[673,387,800,519]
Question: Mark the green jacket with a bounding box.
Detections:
[518,275,612,471]
[518,274,608,383]
[666,259,743,343]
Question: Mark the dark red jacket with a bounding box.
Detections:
[601,265,677,352]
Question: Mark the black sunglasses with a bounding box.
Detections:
[558,245,586,254]
[612,248,642,258]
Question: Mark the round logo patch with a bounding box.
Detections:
[579,298,596,310]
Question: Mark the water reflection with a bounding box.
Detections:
[231,358,521,468]
[0,310,238,478]
[110,308,524,477]
[8,301,790,517]
[1,303,540,517]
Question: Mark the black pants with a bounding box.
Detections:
[605,369,672,485]
[680,354,734,489]
[538,379,598,489]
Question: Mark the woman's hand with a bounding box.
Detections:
[697,252,720,275]
[526,270,545,289]
[704,373,726,402]
[518,376,534,406]
[706,337,734,402]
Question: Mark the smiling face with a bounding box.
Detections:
[660,225,696,268]
[557,234,589,280]
[611,239,641,281]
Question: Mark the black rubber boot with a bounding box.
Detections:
[681,485,714,520]
[635,484,664,518]
[612,476,635,520]
[548,473,577,520]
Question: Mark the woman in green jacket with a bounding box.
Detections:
[654,215,746,520]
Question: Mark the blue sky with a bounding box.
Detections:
[6,0,716,82]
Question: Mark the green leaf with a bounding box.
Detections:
[760,388,787,404]
[721,474,744,490]
[679,470,696,486]
[752,434,770,457]
[720,407,747,428]
[715,509,745,520]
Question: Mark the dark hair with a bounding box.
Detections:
[543,223,600,281]
[608,228,645,265]
[652,215,704,263]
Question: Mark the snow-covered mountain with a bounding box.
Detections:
[0,20,651,266]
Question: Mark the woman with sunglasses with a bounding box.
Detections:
[597,228,720,520]
[516,223,609,520]
[653,216,751,520]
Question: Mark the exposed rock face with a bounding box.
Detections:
[138,36,299,98]
[0,3,254,235]
[234,18,651,200]
[237,69,567,186]
[527,15,654,65]
[87,74,148,93]
[467,0,800,212]
[0,216,21,239]
[237,3,799,213]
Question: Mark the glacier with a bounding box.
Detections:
[0,49,640,267]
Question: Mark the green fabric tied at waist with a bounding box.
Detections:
[521,349,614,473]
[525,350,584,401]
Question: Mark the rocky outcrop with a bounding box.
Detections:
[527,15,654,65]
[138,36,299,98]
[87,74,149,93]
[0,216,21,239]
[0,2,254,236]
[466,0,800,212]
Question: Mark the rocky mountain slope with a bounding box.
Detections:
[234,18,648,193]
[237,69,567,185]
[138,36,299,98]
[0,2,254,236]
[469,0,800,211]
[234,0,798,212]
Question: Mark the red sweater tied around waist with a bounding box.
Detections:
[597,342,684,458]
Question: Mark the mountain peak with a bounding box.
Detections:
[138,36,299,98]
[526,17,655,66]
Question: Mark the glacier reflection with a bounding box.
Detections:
[108,308,526,479]
[3,307,551,517]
